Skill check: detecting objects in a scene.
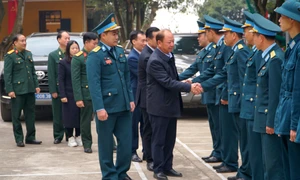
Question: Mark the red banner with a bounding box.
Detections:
[8,0,18,34]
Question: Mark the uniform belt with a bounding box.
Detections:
[284,91,292,98]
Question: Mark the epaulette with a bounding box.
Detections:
[92,46,101,52]
[213,44,217,48]
[238,44,244,50]
[75,51,83,56]
[270,50,276,59]
[7,49,14,54]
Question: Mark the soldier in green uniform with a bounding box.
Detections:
[251,13,285,180]
[86,13,134,180]
[71,32,98,153]
[48,31,70,144]
[4,34,42,147]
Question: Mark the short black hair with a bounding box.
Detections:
[57,31,69,40]
[129,30,144,44]
[83,32,98,44]
[145,27,160,39]
[12,34,22,44]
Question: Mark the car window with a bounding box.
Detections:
[26,36,83,56]
[173,36,200,55]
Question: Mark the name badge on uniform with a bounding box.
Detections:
[104,57,112,65]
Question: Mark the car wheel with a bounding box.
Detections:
[1,103,12,122]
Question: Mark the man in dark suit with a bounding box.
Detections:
[136,27,160,171]
[146,29,201,180]
[127,30,147,162]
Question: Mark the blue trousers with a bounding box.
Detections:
[206,104,221,158]
[96,111,132,180]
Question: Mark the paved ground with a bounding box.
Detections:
[0,108,238,180]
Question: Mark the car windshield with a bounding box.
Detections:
[173,36,200,55]
[26,36,84,56]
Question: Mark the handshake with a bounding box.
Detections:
[183,79,203,95]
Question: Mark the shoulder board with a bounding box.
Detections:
[270,50,276,59]
[7,49,14,54]
[75,51,83,57]
[238,44,244,49]
[213,44,216,48]
[92,46,101,52]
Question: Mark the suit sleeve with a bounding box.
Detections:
[71,56,83,101]
[3,55,13,93]
[201,66,227,92]
[58,61,66,98]
[128,56,138,77]
[86,52,104,111]
[125,56,134,102]
[31,52,39,88]
[48,52,57,93]
[147,60,191,92]
[291,52,300,130]
[179,61,199,81]
[267,58,282,128]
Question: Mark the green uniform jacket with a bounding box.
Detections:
[253,44,284,133]
[48,48,65,94]
[86,43,134,114]
[71,48,91,101]
[4,49,39,95]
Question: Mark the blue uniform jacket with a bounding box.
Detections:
[146,49,191,118]
[192,38,232,105]
[253,44,284,133]
[179,43,216,104]
[275,34,300,135]
[86,42,134,114]
[200,40,249,113]
[240,47,262,120]
[128,48,140,91]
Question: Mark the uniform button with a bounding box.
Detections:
[108,93,111,96]
[234,92,237,95]
[242,93,244,96]
[256,95,258,98]
[86,85,88,88]
[28,71,30,73]
[29,77,30,79]
[118,69,120,72]
[257,84,259,87]
[265,109,268,113]
[255,106,256,108]
[243,83,245,86]
[26,66,28,68]
[214,66,216,69]
[57,83,59,85]
[245,73,247,76]
[18,81,20,84]
[250,98,253,101]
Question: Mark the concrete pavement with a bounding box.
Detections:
[0,108,238,180]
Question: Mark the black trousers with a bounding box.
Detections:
[141,108,153,162]
[149,114,177,174]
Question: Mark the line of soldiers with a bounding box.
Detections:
[179,1,300,180]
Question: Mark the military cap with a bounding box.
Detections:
[92,13,121,35]
[242,11,254,28]
[220,16,243,34]
[204,15,224,30]
[250,13,281,36]
[275,0,300,22]
[197,21,205,33]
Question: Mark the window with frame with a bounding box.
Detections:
[44,11,61,23]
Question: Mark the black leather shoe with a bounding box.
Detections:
[25,140,42,144]
[204,156,222,163]
[16,142,25,147]
[213,163,224,169]
[123,175,132,180]
[131,153,142,162]
[216,166,237,173]
[147,162,154,171]
[84,148,93,153]
[164,169,182,177]
[201,155,212,160]
[154,172,168,180]
[53,139,61,144]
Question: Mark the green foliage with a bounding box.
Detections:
[197,0,247,23]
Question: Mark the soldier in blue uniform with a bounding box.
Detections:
[274,1,300,179]
[179,20,221,163]
[86,13,134,180]
[251,13,285,180]
[197,17,251,176]
[239,11,264,180]
[192,15,233,168]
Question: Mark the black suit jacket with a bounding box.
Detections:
[136,45,153,108]
[146,48,191,118]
